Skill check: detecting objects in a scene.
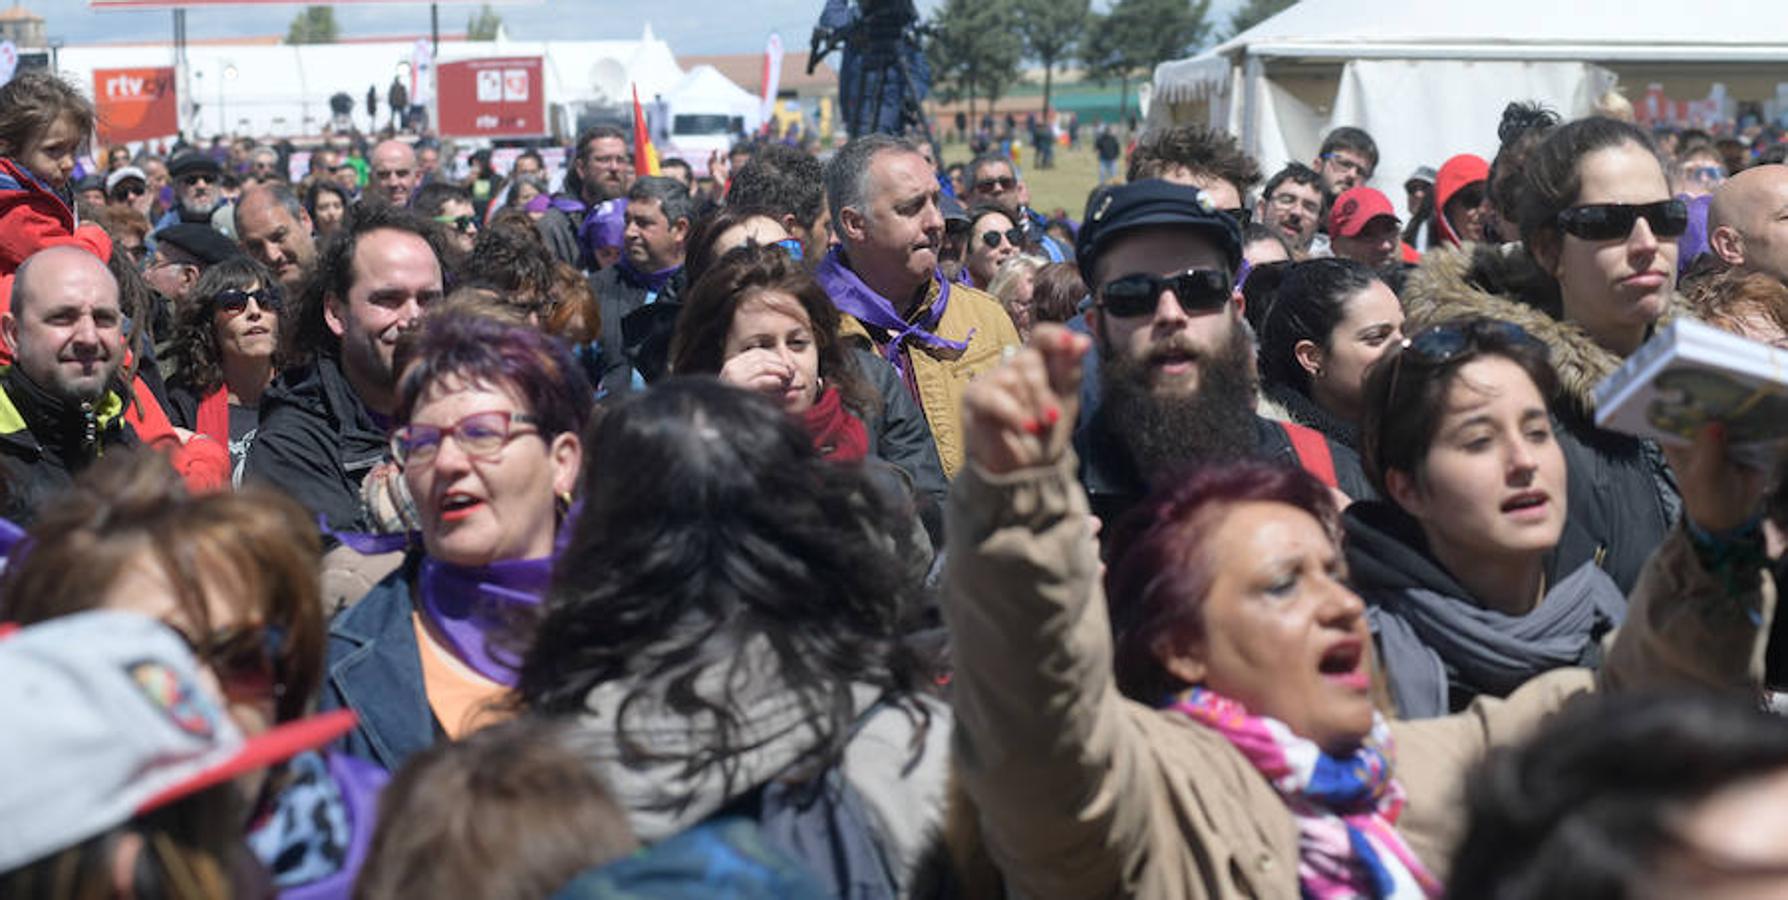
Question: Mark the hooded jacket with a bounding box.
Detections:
[0,366,137,524]
[1402,242,1681,593]
[1343,499,1627,718]
[1431,154,1489,248]
[243,356,388,536]
[0,158,116,277]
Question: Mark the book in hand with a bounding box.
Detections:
[1592,318,1788,450]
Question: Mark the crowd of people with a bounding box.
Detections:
[4,58,1788,898]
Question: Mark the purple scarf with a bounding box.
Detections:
[814,247,969,378]
[416,555,554,686]
[616,258,683,294]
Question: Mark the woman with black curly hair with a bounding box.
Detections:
[164,255,284,486]
[518,378,950,898]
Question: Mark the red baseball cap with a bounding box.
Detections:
[1329,186,1400,238]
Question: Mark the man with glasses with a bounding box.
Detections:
[156,152,227,232]
[245,204,446,535]
[1071,180,1371,529]
[366,140,421,208]
[145,223,243,325]
[963,154,1065,261]
[412,182,479,258]
[104,166,153,219]
[1708,163,1788,286]
[1126,125,1261,227]
[1255,164,1326,258]
[1312,126,1379,198]
[815,135,1020,478]
[534,126,634,270]
[235,184,317,296]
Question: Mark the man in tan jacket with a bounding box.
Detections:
[814,134,1021,478]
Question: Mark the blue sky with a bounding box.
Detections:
[29,0,1246,55]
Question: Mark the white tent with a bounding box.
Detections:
[1151,0,1788,214]
[667,64,762,129]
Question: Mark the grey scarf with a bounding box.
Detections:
[1372,561,1626,718]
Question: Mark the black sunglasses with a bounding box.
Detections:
[1099,268,1232,318]
[1451,186,1485,210]
[109,183,146,201]
[981,227,1025,249]
[176,624,287,701]
[435,214,477,234]
[1556,200,1688,241]
[214,287,283,315]
[974,176,1016,192]
[1384,319,1547,409]
[180,173,215,187]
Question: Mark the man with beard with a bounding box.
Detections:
[245,204,445,534]
[155,152,229,233]
[1072,179,1372,530]
[1255,164,1325,259]
[534,126,635,269]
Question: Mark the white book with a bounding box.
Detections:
[1592,318,1788,449]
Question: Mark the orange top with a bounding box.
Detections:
[411,611,512,740]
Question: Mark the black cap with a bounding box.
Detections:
[1074,179,1242,286]
[168,152,222,181]
[939,193,969,225]
[154,224,243,267]
[73,174,105,194]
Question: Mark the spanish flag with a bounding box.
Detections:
[631,84,661,178]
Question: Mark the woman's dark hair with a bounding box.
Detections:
[682,207,783,285]
[1489,102,1561,230]
[1357,318,1559,498]
[455,224,558,318]
[303,179,353,224]
[1450,691,1788,900]
[166,256,282,396]
[518,379,933,790]
[392,303,592,441]
[670,242,879,420]
[0,783,255,898]
[1105,460,1337,702]
[1030,261,1087,325]
[1515,116,1666,266]
[355,717,638,900]
[1257,258,1383,396]
[1241,259,1294,335]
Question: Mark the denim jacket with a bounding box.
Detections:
[318,562,441,773]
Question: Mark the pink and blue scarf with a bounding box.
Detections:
[1167,688,1441,899]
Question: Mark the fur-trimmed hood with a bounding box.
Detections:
[1400,241,1687,420]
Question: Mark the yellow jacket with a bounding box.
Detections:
[840,279,1021,479]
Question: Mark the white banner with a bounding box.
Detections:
[761,32,784,122]
[0,41,17,85]
[410,38,434,108]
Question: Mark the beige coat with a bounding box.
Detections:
[941,455,1770,899]
[841,280,1021,479]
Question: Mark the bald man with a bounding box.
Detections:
[1708,164,1788,285]
[0,246,137,522]
[235,184,317,294]
[367,140,421,207]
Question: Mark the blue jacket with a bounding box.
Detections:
[318,563,441,773]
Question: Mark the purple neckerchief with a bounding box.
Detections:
[814,247,969,378]
[616,258,682,294]
[417,554,554,687]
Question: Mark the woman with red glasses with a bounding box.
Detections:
[1405,116,1685,594]
[2,450,386,898]
[319,304,589,774]
[166,256,285,487]
[965,204,1024,291]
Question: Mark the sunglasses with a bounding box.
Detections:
[109,183,146,201]
[176,624,286,702]
[1556,200,1689,241]
[772,237,804,261]
[1220,207,1252,228]
[1099,268,1232,318]
[1451,186,1485,210]
[391,410,539,466]
[214,287,282,315]
[1383,320,1547,410]
[435,214,477,234]
[981,227,1025,249]
[180,173,215,187]
[974,176,1016,192]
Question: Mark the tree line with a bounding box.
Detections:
[926,0,1297,125]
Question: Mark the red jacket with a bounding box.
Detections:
[0,158,109,277]
[1432,154,1490,247]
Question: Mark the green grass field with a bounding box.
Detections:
[937,139,1111,222]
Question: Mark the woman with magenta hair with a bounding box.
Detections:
[320,304,590,773]
[937,322,1769,897]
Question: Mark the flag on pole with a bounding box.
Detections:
[760,33,784,124]
[631,84,660,178]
